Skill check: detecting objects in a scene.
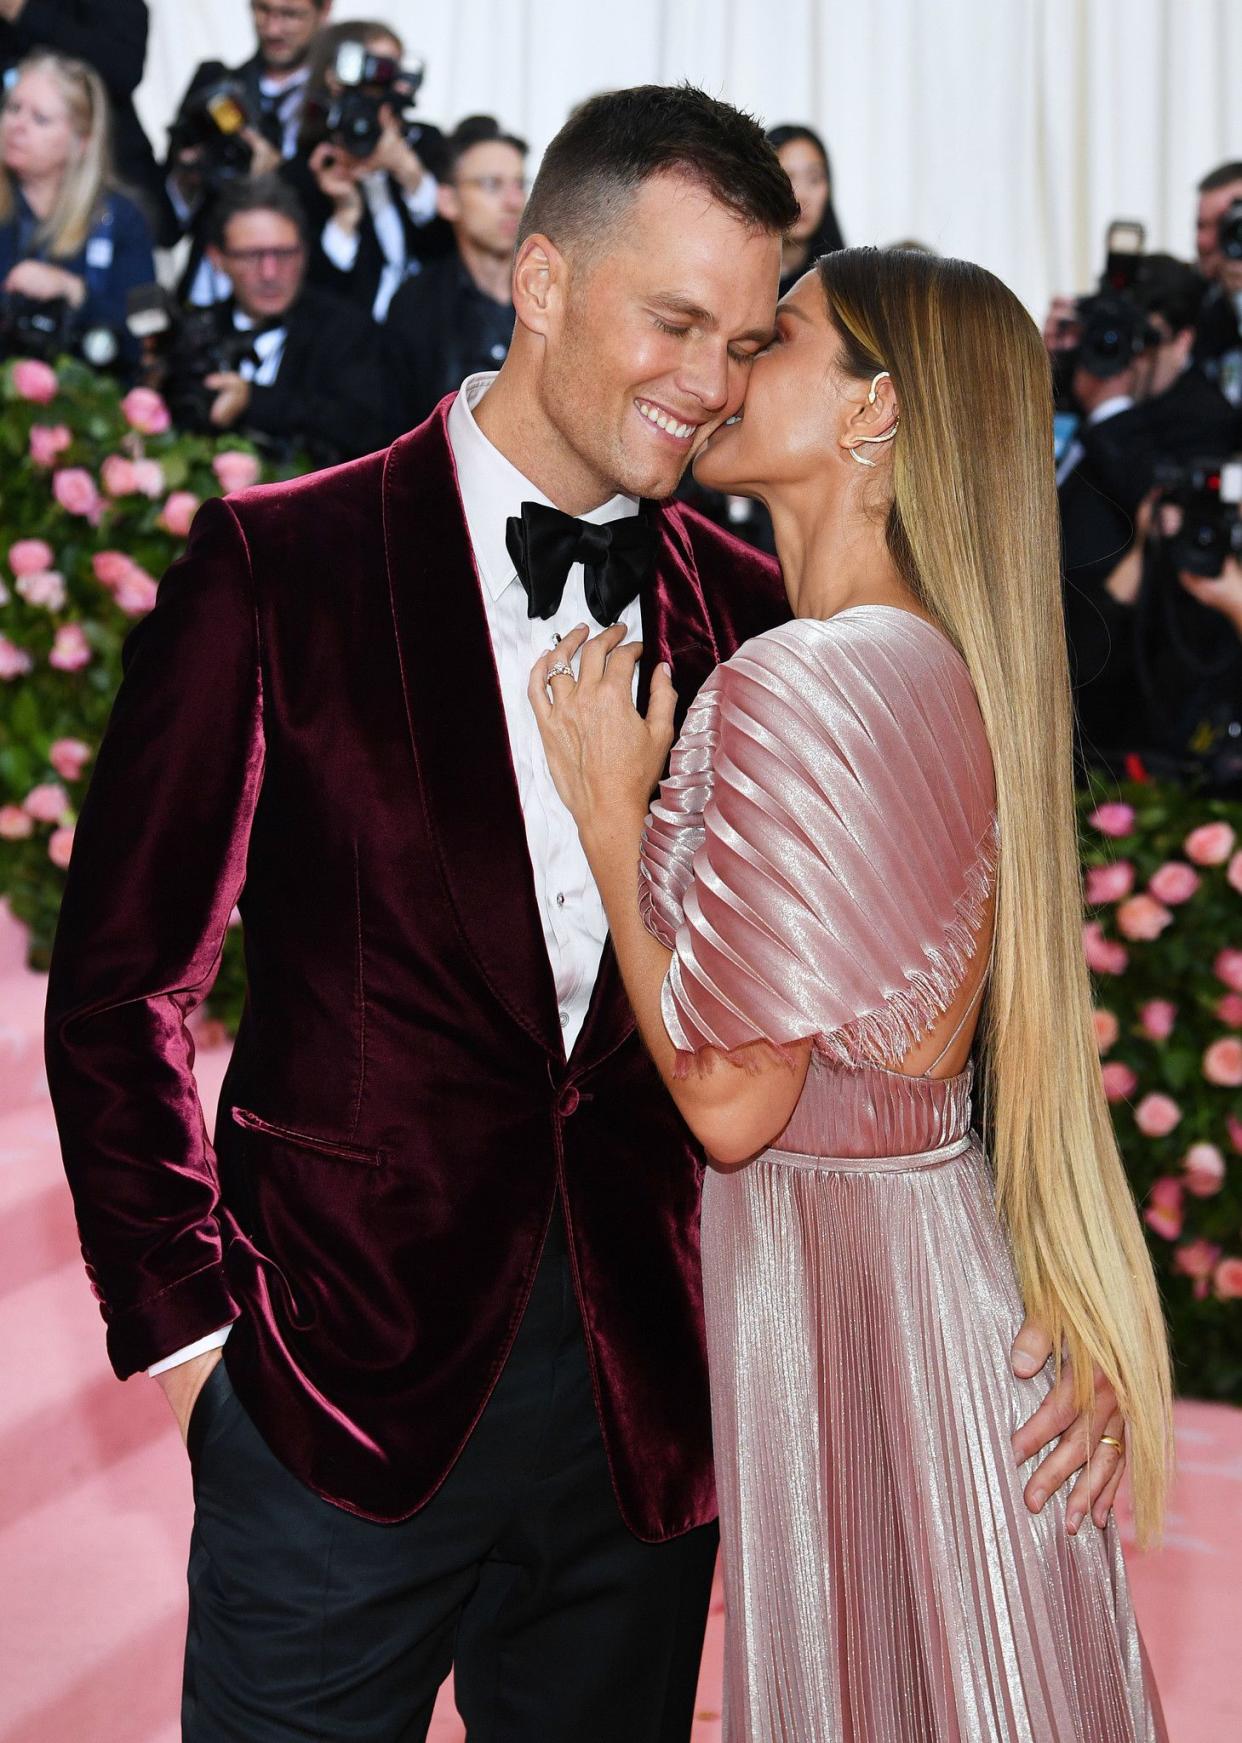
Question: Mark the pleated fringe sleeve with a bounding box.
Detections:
[638,610,999,1068]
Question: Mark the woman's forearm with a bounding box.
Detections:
[581,806,810,1164]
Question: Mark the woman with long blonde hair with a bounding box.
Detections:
[0,51,154,355]
[530,245,1170,1740]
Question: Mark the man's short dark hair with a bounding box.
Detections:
[206,175,309,251]
[1133,253,1208,334]
[1198,161,1242,194]
[516,83,798,256]
[444,114,528,181]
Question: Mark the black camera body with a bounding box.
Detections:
[127,287,258,432]
[1070,291,1159,380]
[303,46,428,160]
[1218,199,1242,264]
[1153,456,1242,577]
[0,291,121,371]
[169,67,255,194]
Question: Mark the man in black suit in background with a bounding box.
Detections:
[191,175,387,465]
[0,0,164,222]
[167,0,331,295]
[383,116,525,433]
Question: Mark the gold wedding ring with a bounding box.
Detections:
[1098,1435,1125,1455]
[546,662,575,682]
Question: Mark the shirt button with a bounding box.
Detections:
[555,892,566,907]
[559,1010,569,1028]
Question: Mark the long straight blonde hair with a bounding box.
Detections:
[816,246,1173,1544]
[0,52,112,258]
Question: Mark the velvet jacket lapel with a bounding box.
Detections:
[382,407,564,1058]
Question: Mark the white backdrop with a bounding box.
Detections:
[136,0,1242,316]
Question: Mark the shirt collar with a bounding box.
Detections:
[1086,393,1134,427]
[446,371,638,602]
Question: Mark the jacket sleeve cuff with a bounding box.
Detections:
[104,1262,240,1380]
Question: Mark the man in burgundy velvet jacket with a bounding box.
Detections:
[45,87,794,1740]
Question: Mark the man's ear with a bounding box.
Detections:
[511,232,564,338]
[437,183,460,223]
[205,244,225,278]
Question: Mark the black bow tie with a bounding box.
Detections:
[505,502,655,627]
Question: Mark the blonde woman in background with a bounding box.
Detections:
[531,245,1171,1741]
[0,51,154,354]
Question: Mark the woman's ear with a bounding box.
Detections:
[840,370,900,462]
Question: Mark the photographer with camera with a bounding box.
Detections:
[382,114,523,431]
[1192,161,1242,403]
[296,19,449,320]
[146,175,386,465]
[0,50,153,368]
[167,0,332,304]
[0,0,164,224]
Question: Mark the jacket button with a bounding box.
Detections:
[557,1085,581,1118]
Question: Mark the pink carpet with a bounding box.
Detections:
[2,902,1237,1741]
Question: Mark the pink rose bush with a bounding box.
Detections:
[1138,1000,1177,1041]
[1183,1143,1226,1197]
[1216,993,1242,1028]
[1203,1037,1242,1087]
[1088,802,1135,837]
[15,570,66,611]
[1116,894,1173,941]
[120,387,171,435]
[9,539,54,575]
[13,358,58,403]
[22,783,69,823]
[1085,861,1134,904]
[1092,1009,1119,1053]
[1143,1177,1183,1241]
[1174,1239,1222,1299]
[1217,949,1242,994]
[52,468,100,520]
[1215,1258,1242,1300]
[29,424,71,467]
[49,624,91,670]
[1134,1093,1182,1138]
[47,826,74,869]
[0,805,34,839]
[48,738,91,782]
[1083,921,1128,976]
[158,492,200,537]
[212,450,261,494]
[0,636,34,679]
[1100,1061,1136,1101]
[1184,822,1236,866]
[1147,861,1200,905]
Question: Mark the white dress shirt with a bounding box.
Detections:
[149,370,643,1376]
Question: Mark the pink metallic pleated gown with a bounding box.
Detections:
[639,607,1165,1742]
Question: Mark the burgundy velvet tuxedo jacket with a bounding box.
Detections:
[44,401,785,1534]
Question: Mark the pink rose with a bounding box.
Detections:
[15,569,66,611]
[1183,1142,1226,1197]
[48,737,92,782]
[1088,802,1136,837]
[1203,1037,1242,1087]
[121,386,171,435]
[1139,999,1177,1042]
[1134,1092,1182,1138]
[52,468,101,519]
[1085,861,1135,905]
[1116,894,1173,941]
[1218,993,1242,1028]
[132,459,165,499]
[158,491,200,538]
[1092,1008,1119,1053]
[1143,1175,1183,1241]
[47,825,74,869]
[1100,1061,1136,1102]
[92,550,135,588]
[100,454,138,497]
[1214,1257,1242,1300]
[212,450,261,494]
[1215,949,1242,993]
[113,569,158,616]
[8,538,55,576]
[0,804,34,839]
[48,623,91,671]
[1174,1238,1222,1298]
[1184,822,1236,866]
[1228,851,1242,896]
[22,781,69,823]
[1230,1114,1242,1155]
[1083,920,1129,976]
[1147,861,1200,905]
[0,635,34,679]
[29,423,72,467]
[12,357,58,403]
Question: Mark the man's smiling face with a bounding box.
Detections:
[534,172,781,502]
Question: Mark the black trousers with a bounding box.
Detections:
[182,1215,718,1740]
